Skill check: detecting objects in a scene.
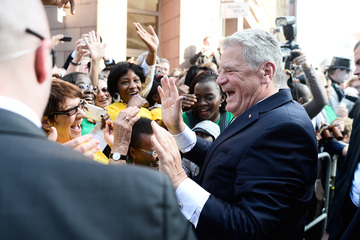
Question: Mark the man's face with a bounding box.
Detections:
[159,61,170,75]
[354,46,360,79]
[334,69,350,84]
[217,45,264,118]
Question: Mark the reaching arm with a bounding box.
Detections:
[292,50,328,119]
[86,30,106,87]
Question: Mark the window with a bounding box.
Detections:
[127,0,160,58]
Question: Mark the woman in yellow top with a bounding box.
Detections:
[42,79,108,165]
[107,62,153,121]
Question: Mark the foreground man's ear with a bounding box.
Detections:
[35,38,52,84]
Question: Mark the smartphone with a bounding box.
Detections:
[60,36,72,42]
[84,104,107,122]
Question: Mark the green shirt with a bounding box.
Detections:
[81,117,95,135]
[182,111,234,128]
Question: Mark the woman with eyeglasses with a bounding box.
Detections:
[42,79,108,165]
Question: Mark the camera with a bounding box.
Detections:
[275,16,301,69]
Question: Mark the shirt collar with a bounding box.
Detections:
[0,95,42,128]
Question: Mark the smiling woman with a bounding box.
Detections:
[183,71,233,132]
[106,62,153,121]
[42,78,108,164]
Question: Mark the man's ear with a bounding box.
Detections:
[261,61,276,84]
[35,39,52,84]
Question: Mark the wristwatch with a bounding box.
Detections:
[109,152,128,161]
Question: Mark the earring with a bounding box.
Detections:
[113,93,121,103]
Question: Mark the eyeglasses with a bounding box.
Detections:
[51,100,85,116]
[76,83,98,92]
[136,148,157,157]
[25,28,56,67]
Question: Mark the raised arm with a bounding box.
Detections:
[134,22,159,66]
[292,50,328,119]
[86,30,106,87]
[158,76,186,134]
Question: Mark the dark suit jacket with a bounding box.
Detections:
[0,109,196,240]
[326,107,360,240]
[340,207,360,240]
[184,89,318,240]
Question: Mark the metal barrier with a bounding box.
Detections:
[305,152,332,235]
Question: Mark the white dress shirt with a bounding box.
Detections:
[350,162,360,207]
[173,125,210,227]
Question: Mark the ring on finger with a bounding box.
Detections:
[124,116,129,121]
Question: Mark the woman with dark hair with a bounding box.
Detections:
[183,71,233,132]
[106,62,153,121]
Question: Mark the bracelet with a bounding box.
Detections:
[70,61,81,66]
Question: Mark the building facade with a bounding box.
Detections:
[45,0,290,70]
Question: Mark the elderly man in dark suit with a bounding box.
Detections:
[0,1,196,239]
[150,29,318,239]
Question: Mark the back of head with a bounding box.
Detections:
[62,72,86,85]
[0,0,51,117]
[192,120,221,141]
[221,29,283,87]
[291,82,311,104]
[0,0,49,61]
[130,117,153,148]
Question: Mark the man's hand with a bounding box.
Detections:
[106,107,140,164]
[151,121,188,189]
[158,76,186,134]
[42,0,76,15]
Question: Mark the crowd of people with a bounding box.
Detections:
[1,0,360,239]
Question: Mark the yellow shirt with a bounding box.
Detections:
[150,107,162,123]
[107,102,152,121]
[94,150,109,165]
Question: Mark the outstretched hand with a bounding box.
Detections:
[158,76,186,134]
[151,121,188,189]
[134,22,159,54]
[85,30,106,62]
